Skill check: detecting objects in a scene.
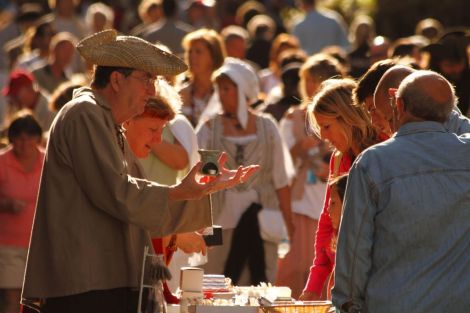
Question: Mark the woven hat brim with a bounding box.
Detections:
[77,29,188,76]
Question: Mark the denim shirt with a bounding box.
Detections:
[445,108,470,135]
[332,121,470,313]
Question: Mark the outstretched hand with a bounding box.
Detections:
[169,152,260,201]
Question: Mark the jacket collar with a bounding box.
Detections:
[394,121,447,138]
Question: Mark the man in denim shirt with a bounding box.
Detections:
[332,70,470,313]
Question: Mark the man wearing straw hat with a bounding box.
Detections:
[22,29,258,313]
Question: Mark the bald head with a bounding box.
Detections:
[374,65,415,116]
[396,70,456,123]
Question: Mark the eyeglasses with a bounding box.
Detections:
[128,74,156,87]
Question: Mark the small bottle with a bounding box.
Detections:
[277,238,291,259]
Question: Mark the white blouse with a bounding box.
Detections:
[197,122,294,229]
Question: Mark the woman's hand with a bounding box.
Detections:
[176,232,207,255]
[169,152,260,201]
[299,290,322,301]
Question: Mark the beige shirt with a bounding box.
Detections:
[23,87,211,298]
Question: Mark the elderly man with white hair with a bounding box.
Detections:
[332,70,470,313]
[196,58,295,286]
[22,30,258,313]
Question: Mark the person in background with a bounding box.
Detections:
[179,28,225,127]
[325,174,348,237]
[48,0,87,39]
[0,111,44,313]
[48,79,87,113]
[220,24,261,73]
[300,78,379,301]
[16,15,56,71]
[31,31,77,95]
[292,0,349,55]
[262,61,302,122]
[183,0,218,30]
[276,53,344,298]
[415,18,443,43]
[84,2,115,35]
[3,69,55,131]
[353,59,397,136]
[258,33,300,98]
[423,31,470,116]
[245,14,277,70]
[373,64,470,137]
[368,36,391,65]
[347,15,375,78]
[197,58,295,286]
[142,0,194,57]
[129,0,163,37]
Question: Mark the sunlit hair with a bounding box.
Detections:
[138,0,162,23]
[138,78,181,121]
[50,31,78,51]
[268,33,300,74]
[182,28,226,74]
[299,53,345,100]
[307,78,378,155]
[85,2,114,31]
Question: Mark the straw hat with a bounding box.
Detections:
[76,29,188,76]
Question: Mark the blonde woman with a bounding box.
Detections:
[276,53,345,298]
[179,28,226,127]
[300,78,379,300]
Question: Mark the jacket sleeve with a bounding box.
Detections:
[332,162,376,311]
[60,105,211,235]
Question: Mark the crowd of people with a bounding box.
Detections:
[0,0,469,313]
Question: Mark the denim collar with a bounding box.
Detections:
[393,121,447,138]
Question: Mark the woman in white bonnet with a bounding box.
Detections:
[196,57,295,285]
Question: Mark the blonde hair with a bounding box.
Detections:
[268,33,300,74]
[307,78,378,155]
[182,28,226,73]
[299,53,345,100]
[85,2,114,30]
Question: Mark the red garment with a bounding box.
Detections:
[303,152,352,295]
[151,237,179,304]
[0,146,44,247]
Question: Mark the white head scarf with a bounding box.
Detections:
[214,57,260,129]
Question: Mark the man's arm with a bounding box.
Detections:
[332,162,376,312]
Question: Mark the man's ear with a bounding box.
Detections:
[388,87,397,97]
[110,71,122,91]
[396,97,406,116]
